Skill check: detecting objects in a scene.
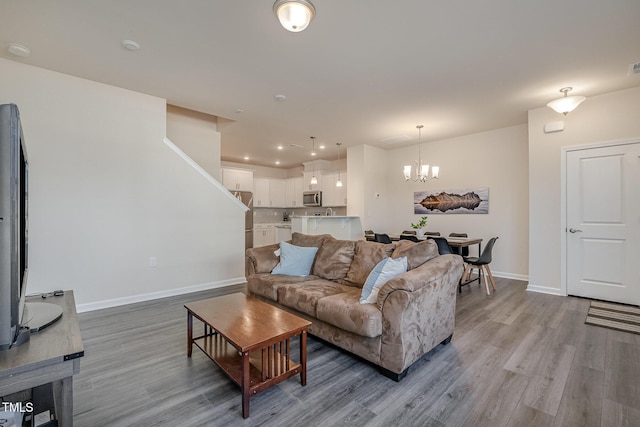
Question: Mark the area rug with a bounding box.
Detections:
[585,300,640,335]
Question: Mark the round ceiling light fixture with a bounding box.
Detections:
[7,43,31,57]
[546,87,586,115]
[121,39,141,51]
[273,0,316,32]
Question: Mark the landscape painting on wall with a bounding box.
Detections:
[414,187,489,214]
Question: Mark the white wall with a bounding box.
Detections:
[166,104,221,179]
[0,58,246,308]
[349,125,529,279]
[528,86,640,294]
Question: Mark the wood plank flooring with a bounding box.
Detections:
[73,279,640,426]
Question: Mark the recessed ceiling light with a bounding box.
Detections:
[277,145,284,150]
[275,161,281,165]
[121,39,140,51]
[274,94,286,101]
[243,156,249,160]
[319,145,325,150]
[235,109,244,114]
[7,43,30,57]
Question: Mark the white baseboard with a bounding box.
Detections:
[491,270,529,282]
[76,277,247,313]
[526,284,565,296]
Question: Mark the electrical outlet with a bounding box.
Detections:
[149,257,157,267]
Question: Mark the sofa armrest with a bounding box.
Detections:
[376,254,464,374]
[376,254,463,310]
[245,243,281,277]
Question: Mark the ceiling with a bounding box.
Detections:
[1,1,639,168]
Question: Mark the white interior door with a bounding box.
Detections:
[566,142,640,305]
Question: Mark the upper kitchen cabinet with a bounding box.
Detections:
[254,178,285,207]
[284,177,304,208]
[222,168,253,192]
[321,171,347,206]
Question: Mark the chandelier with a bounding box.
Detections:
[403,125,439,182]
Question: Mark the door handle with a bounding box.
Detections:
[569,228,583,233]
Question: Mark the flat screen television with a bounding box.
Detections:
[0,103,62,351]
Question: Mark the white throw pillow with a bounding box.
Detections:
[272,241,318,276]
[360,256,408,304]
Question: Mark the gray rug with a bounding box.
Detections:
[585,300,640,335]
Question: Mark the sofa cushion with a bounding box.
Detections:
[291,232,331,248]
[360,256,408,304]
[316,288,383,338]
[248,273,318,301]
[312,238,356,280]
[344,240,395,288]
[272,241,319,276]
[277,279,349,317]
[391,239,439,270]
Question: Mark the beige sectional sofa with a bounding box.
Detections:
[246,233,464,381]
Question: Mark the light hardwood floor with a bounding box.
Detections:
[73,278,640,426]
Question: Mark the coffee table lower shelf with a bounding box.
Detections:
[192,333,303,396]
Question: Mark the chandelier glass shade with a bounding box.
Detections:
[403,125,439,182]
[273,0,316,32]
[546,87,586,115]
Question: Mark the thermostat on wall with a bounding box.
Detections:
[544,121,565,133]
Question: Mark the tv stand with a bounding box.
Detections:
[0,291,84,426]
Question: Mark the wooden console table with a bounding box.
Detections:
[185,293,311,419]
[0,291,84,426]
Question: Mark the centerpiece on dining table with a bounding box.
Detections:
[410,216,428,238]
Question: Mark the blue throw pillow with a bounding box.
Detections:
[271,241,319,276]
[360,256,407,304]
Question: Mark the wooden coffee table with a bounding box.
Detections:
[185,293,311,419]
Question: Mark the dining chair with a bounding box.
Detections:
[399,234,420,242]
[461,237,499,295]
[364,230,375,241]
[374,233,393,244]
[428,237,453,255]
[401,230,417,235]
[448,232,469,256]
[424,231,441,236]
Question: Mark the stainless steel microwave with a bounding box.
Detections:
[303,191,322,207]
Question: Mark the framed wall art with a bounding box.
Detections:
[414,187,489,214]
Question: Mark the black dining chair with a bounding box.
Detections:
[461,237,499,295]
[400,234,420,242]
[428,237,453,255]
[449,232,469,256]
[374,233,393,244]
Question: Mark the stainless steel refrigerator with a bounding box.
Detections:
[232,191,253,249]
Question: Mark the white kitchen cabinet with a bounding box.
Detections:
[254,178,270,207]
[253,225,276,247]
[254,178,285,207]
[285,177,304,207]
[321,171,347,206]
[303,171,323,192]
[222,168,253,192]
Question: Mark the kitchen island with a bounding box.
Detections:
[291,216,363,241]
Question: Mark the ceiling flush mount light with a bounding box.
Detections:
[336,143,343,188]
[546,87,586,115]
[121,39,140,51]
[310,136,318,185]
[7,43,31,57]
[273,0,316,32]
[403,125,439,182]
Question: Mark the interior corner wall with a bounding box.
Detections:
[0,58,246,307]
[347,144,391,232]
[386,125,529,278]
[527,86,640,294]
[166,104,221,180]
